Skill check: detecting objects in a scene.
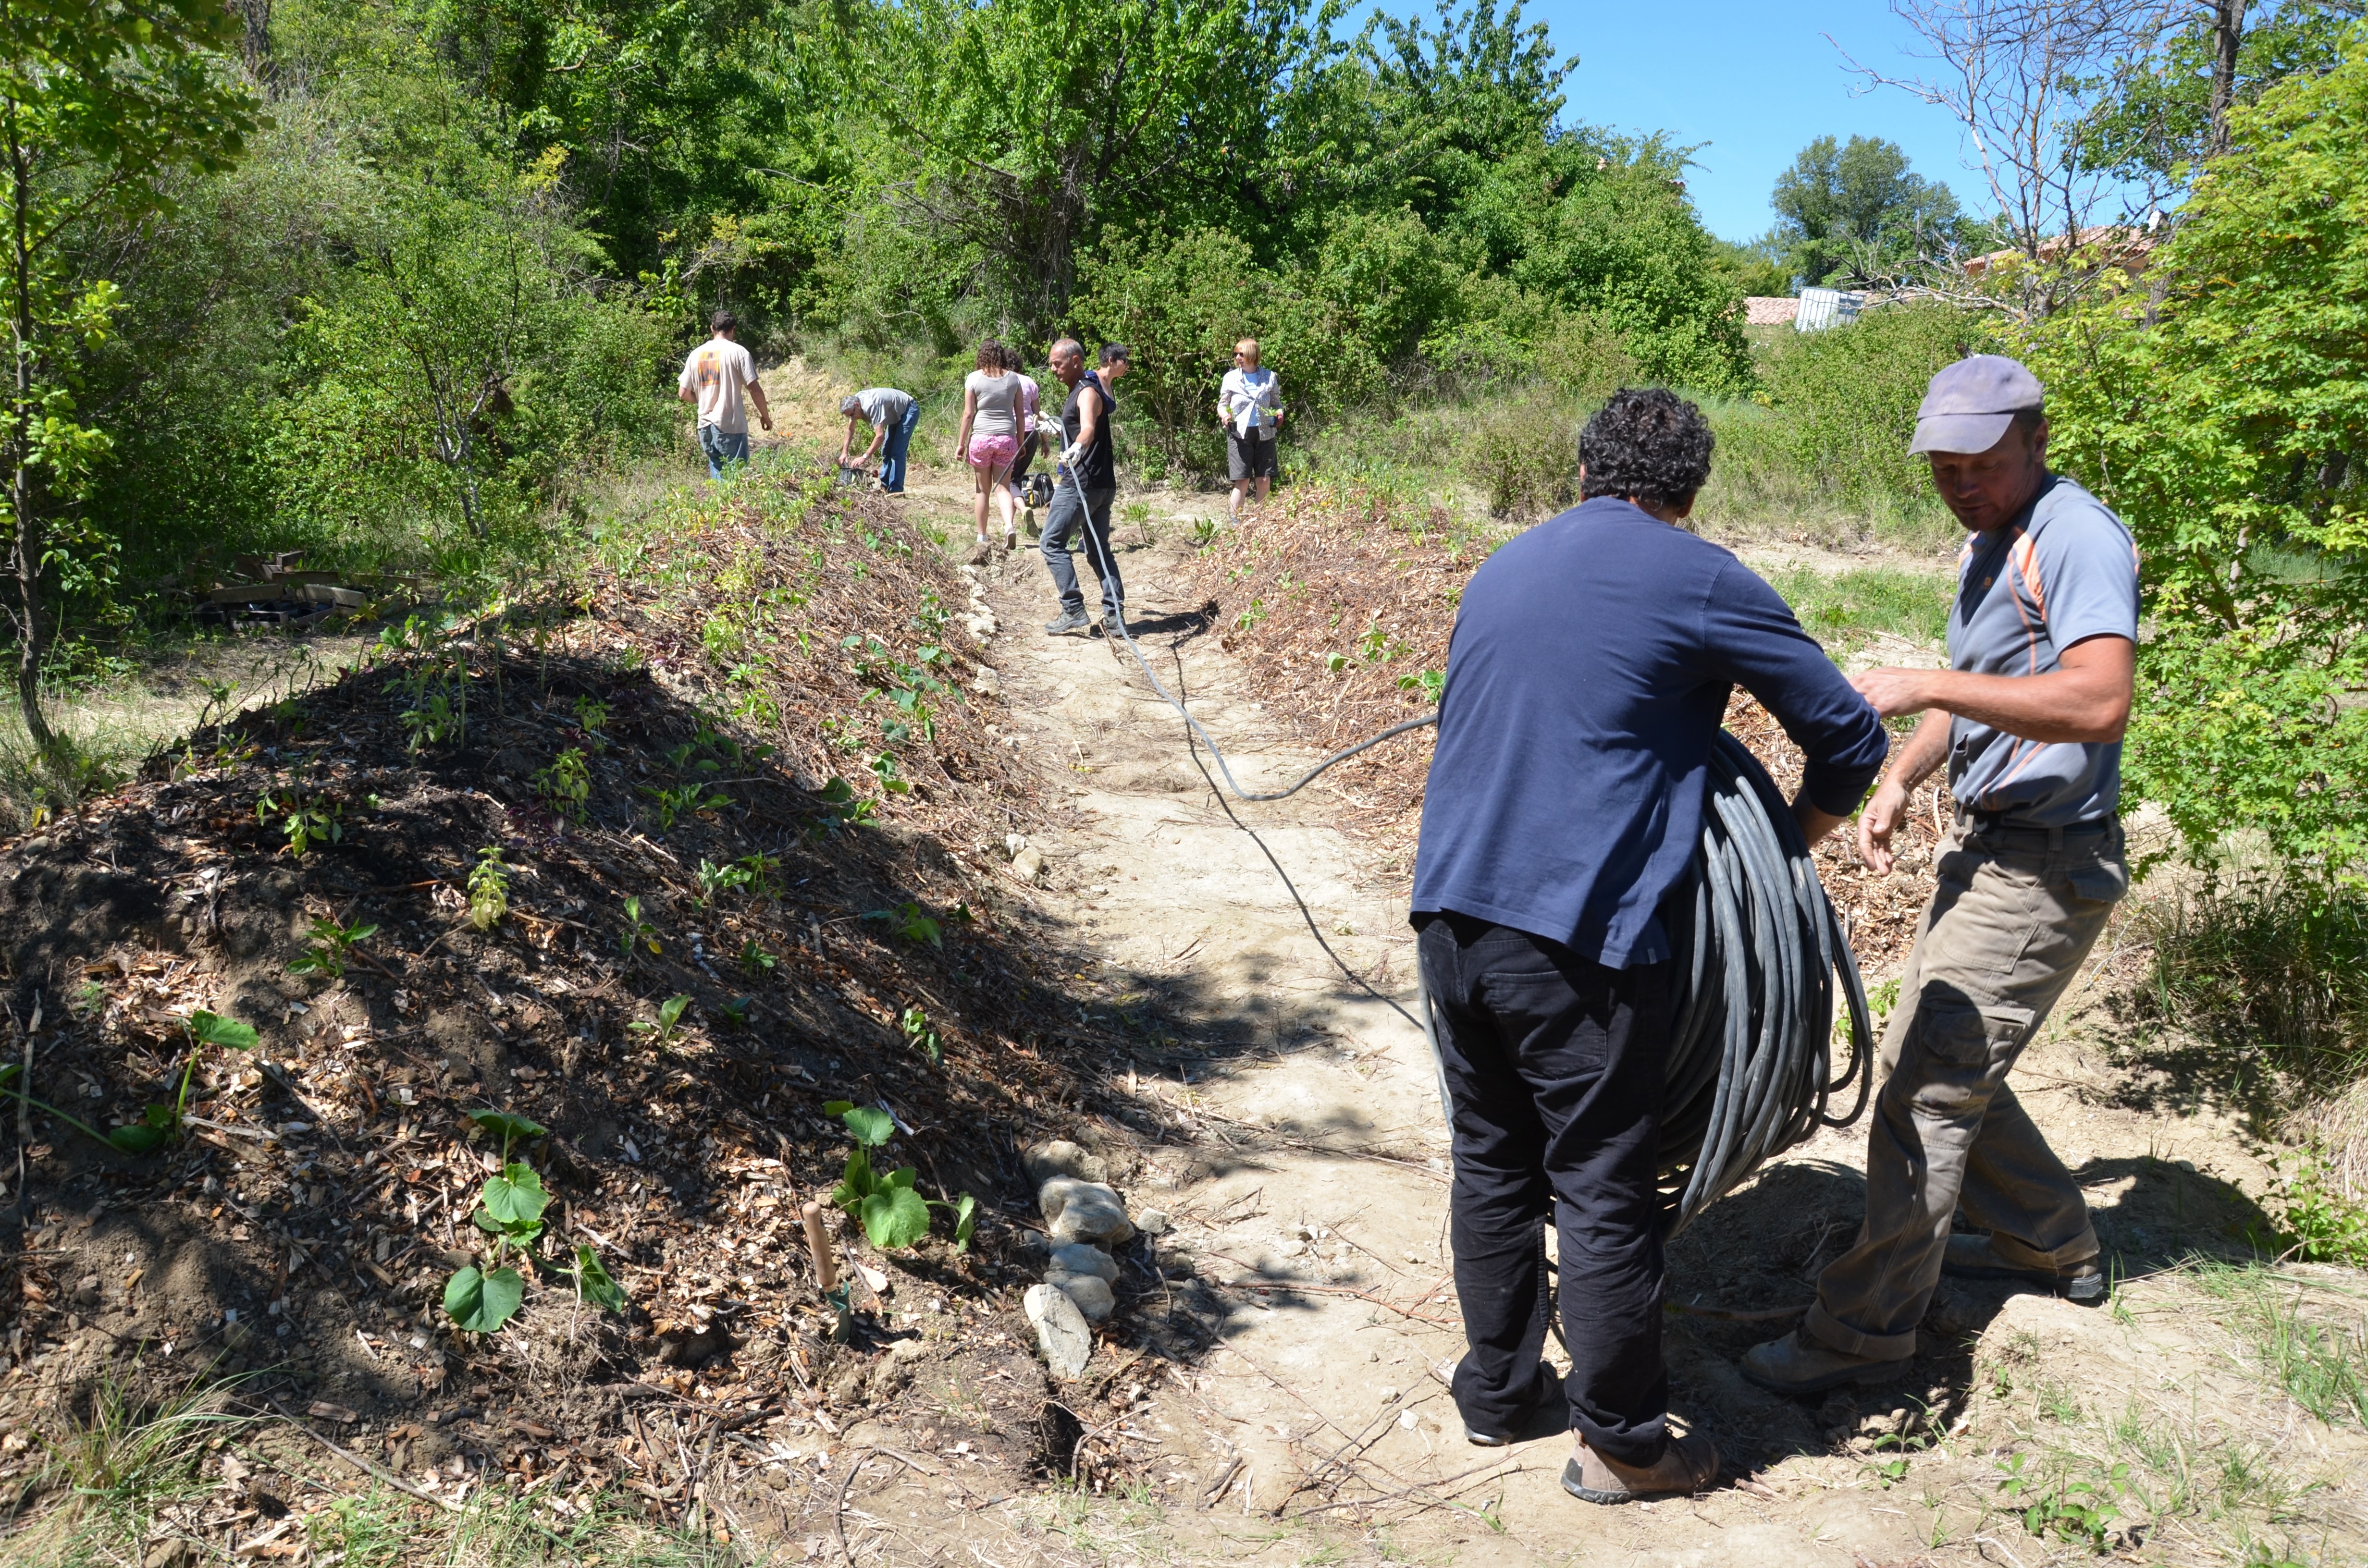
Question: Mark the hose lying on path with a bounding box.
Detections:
[1056,470,1871,1231]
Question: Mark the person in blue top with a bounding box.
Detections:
[1412,387,1887,1506]
[1745,355,2138,1396]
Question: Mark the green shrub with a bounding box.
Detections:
[1460,388,1579,518]
[2133,867,2368,1100]
[1759,300,1994,508]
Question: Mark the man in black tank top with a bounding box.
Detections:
[1041,339,1130,637]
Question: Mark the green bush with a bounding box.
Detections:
[2133,867,2368,1100]
[1759,300,1994,508]
[1459,388,1579,518]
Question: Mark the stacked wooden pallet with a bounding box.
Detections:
[194,552,370,628]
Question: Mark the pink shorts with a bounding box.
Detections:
[967,433,1020,470]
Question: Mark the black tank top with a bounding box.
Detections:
[1061,371,1116,491]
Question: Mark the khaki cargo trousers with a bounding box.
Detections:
[1806,816,2127,1360]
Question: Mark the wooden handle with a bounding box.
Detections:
[801,1201,837,1294]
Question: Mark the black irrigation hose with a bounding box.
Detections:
[1653,732,1875,1234]
[1055,468,1871,1229]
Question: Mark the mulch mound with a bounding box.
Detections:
[0,465,1187,1554]
[1187,485,1951,974]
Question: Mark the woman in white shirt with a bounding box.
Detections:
[1217,338,1283,523]
[954,342,1023,564]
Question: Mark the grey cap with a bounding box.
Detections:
[1908,354,2045,455]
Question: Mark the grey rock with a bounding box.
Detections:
[1047,1270,1116,1322]
[1011,845,1046,884]
[1039,1177,1135,1247]
[1025,1140,1110,1188]
[1049,1243,1119,1282]
[1136,1208,1171,1236]
[1024,1283,1093,1379]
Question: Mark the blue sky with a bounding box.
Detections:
[1530,0,1975,243]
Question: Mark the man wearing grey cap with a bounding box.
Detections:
[1744,354,2138,1394]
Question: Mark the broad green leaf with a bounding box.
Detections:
[466,1109,548,1145]
[481,1163,549,1226]
[444,1265,524,1333]
[141,1104,174,1130]
[107,1124,167,1154]
[574,1246,628,1313]
[951,1193,977,1252]
[822,1099,854,1115]
[858,1185,931,1250]
[189,1010,257,1051]
[839,1106,894,1147]
[885,1165,918,1190]
[657,994,689,1028]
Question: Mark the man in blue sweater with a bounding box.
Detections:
[1413,388,1887,1505]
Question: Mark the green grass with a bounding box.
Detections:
[1764,564,1952,650]
[2186,1262,2368,1428]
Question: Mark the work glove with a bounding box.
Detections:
[1060,441,1085,472]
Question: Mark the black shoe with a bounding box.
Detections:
[1044,609,1092,637]
[1099,606,1126,638]
[1462,1370,1563,1447]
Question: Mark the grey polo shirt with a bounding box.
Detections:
[1946,476,2139,826]
[856,387,913,428]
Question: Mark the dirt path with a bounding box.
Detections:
[877,465,2368,1567]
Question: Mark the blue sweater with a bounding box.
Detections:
[1411,498,1888,966]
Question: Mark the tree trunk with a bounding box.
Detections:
[5,125,49,759]
[2207,0,2245,158]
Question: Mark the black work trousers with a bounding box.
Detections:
[1417,911,1671,1466]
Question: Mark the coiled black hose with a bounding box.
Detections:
[1654,730,1875,1232]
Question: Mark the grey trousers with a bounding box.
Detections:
[1041,483,1120,616]
[1807,817,2127,1359]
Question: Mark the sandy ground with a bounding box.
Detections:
[835,435,2368,1568]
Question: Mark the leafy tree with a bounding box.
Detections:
[822,0,1336,335]
[2075,0,2359,187]
[2022,25,2368,871]
[0,0,258,753]
[1768,135,1962,288]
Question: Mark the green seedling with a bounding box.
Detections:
[822,1100,976,1252]
[717,996,754,1030]
[1323,651,1347,673]
[628,993,691,1045]
[534,748,591,821]
[1395,668,1447,703]
[195,678,238,730]
[810,775,877,833]
[571,695,610,738]
[446,1110,548,1335]
[619,895,660,958]
[641,781,732,828]
[695,858,752,907]
[1998,1453,2127,1553]
[256,790,343,858]
[8,1009,264,1155]
[1190,517,1219,547]
[289,916,379,979]
[899,1005,942,1065]
[863,901,942,948]
[738,940,777,975]
[868,751,910,795]
[467,847,509,931]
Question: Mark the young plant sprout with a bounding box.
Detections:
[823,1100,975,1252]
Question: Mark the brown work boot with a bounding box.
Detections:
[1942,1232,2108,1305]
[1740,1330,1912,1396]
[1560,1431,1719,1505]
